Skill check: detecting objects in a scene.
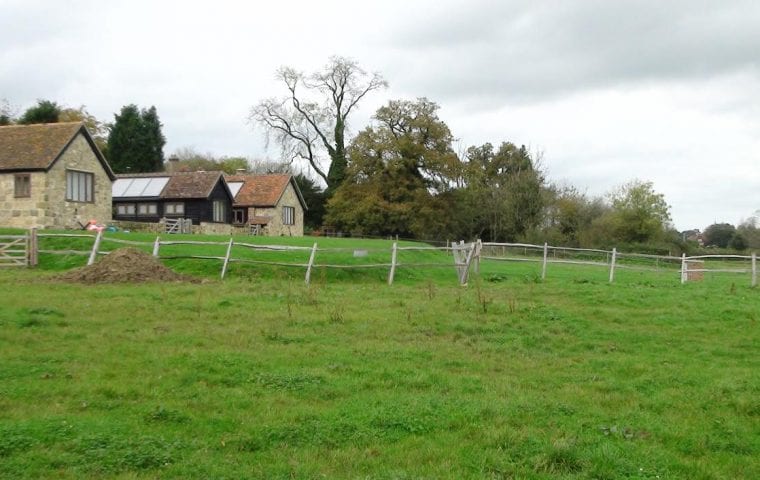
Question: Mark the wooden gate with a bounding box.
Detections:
[0,234,29,267]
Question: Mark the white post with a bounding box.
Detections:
[87,230,103,265]
[473,239,482,274]
[680,253,687,284]
[220,237,234,279]
[388,242,398,285]
[304,242,318,284]
[609,247,617,283]
[541,242,548,280]
[152,236,161,257]
[752,252,757,287]
[460,242,477,286]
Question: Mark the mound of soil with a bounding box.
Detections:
[58,248,192,284]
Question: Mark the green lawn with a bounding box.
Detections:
[0,235,758,478]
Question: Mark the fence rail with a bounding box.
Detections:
[17,230,760,287]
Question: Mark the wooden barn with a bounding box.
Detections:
[112,171,233,225]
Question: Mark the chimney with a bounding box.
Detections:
[166,155,179,172]
[235,168,246,175]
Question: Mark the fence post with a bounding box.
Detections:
[680,253,687,284]
[460,242,477,286]
[87,230,103,266]
[305,242,318,285]
[473,239,482,274]
[608,247,617,283]
[220,237,234,279]
[752,252,757,287]
[541,242,548,280]
[27,228,38,267]
[388,242,398,285]
[152,236,161,257]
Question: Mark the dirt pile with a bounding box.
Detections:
[58,248,191,284]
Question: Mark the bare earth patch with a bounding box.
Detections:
[57,248,193,283]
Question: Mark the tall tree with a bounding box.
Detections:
[703,222,736,248]
[293,173,326,230]
[18,99,61,124]
[606,180,672,244]
[250,56,387,194]
[326,98,460,237]
[0,98,15,125]
[59,105,109,153]
[107,105,166,173]
[458,142,545,241]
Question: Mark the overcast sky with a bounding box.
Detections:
[2,0,758,230]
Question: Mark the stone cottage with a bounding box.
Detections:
[0,122,115,229]
[224,174,307,236]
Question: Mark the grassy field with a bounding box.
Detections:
[0,233,758,479]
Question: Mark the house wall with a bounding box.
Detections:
[248,182,304,236]
[47,133,112,229]
[0,171,48,228]
[0,133,112,229]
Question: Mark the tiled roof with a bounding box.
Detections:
[0,122,88,171]
[114,171,227,199]
[225,174,297,207]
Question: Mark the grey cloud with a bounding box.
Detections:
[387,0,760,104]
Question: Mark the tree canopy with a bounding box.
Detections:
[250,56,387,195]
[107,105,166,173]
[326,98,459,237]
[18,99,61,124]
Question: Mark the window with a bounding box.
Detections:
[282,206,295,225]
[137,203,158,215]
[165,202,185,215]
[66,170,94,202]
[233,208,245,224]
[116,203,136,215]
[14,174,31,198]
[213,200,225,222]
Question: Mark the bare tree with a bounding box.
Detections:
[250,56,387,193]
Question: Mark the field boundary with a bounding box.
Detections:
[23,230,760,286]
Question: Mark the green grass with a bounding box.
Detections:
[0,234,758,478]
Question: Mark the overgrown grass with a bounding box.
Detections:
[0,233,758,478]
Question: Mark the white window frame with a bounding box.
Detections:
[164,202,185,215]
[282,206,295,225]
[116,203,136,215]
[213,200,225,223]
[137,203,158,216]
[66,170,94,202]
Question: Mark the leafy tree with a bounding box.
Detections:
[606,180,672,244]
[59,106,108,153]
[107,105,166,173]
[18,99,61,124]
[729,232,747,251]
[737,214,760,249]
[703,222,736,248]
[293,173,326,230]
[250,56,387,194]
[326,98,459,237]
[539,186,609,246]
[458,142,545,241]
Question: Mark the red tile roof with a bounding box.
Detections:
[225,174,295,207]
[0,122,112,176]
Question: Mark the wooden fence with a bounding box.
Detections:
[0,233,32,267]
[481,242,758,287]
[33,231,478,285]
[18,231,760,287]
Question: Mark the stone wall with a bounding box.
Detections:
[47,133,113,229]
[0,133,112,229]
[249,182,305,237]
[0,171,48,228]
